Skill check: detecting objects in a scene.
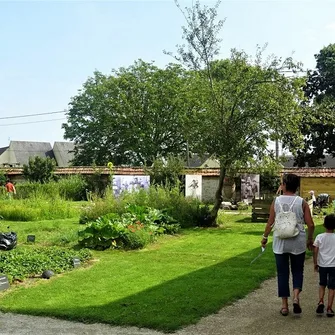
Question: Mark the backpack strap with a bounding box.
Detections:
[276,196,298,212]
[288,196,298,211]
[275,196,284,212]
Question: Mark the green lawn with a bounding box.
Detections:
[0,213,325,332]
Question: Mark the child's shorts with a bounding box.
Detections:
[319,266,335,289]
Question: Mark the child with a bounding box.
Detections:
[313,214,335,317]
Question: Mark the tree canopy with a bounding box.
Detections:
[168,0,308,222]
[291,43,335,167]
[63,60,194,166]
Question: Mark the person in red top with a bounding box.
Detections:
[5,179,16,199]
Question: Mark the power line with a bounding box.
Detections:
[0,118,66,127]
[0,110,67,120]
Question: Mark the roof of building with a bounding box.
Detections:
[53,141,75,167]
[9,141,55,166]
[282,155,335,168]
[0,146,8,156]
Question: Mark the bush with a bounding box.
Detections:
[79,185,213,228]
[237,202,249,210]
[0,246,92,283]
[58,175,88,201]
[23,156,56,183]
[78,206,180,250]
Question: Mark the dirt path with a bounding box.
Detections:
[1,258,333,335]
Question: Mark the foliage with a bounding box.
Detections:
[260,172,281,194]
[78,206,179,250]
[237,202,249,210]
[57,175,88,201]
[0,246,92,283]
[13,178,87,201]
[79,184,212,228]
[22,156,56,184]
[15,182,59,199]
[84,166,108,197]
[290,43,335,166]
[0,198,79,221]
[0,215,294,331]
[63,60,194,166]
[145,155,184,187]
[0,170,6,186]
[167,0,306,223]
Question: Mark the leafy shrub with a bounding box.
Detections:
[121,229,155,250]
[79,185,213,228]
[58,175,88,201]
[78,206,180,250]
[78,215,128,250]
[145,155,184,188]
[0,246,92,283]
[23,156,56,184]
[0,170,6,186]
[237,202,249,210]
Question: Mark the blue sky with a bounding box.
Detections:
[0,0,334,148]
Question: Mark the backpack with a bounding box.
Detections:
[273,197,299,239]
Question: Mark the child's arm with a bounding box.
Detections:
[313,245,319,272]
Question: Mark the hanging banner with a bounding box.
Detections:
[112,175,150,196]
[185,175,202,200]
[241,174,260,203]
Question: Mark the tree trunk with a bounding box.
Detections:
[208,166,226,226]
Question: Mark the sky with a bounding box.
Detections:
[0,0,335,149]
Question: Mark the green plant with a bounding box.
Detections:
[22,156,56,184]
[78,206,179,250]
[57,175,88,201]
[78,215,128,250]
[0,170,6,186]
[0,246,92,283]
[237,202,249,210]
[0,198,79,221]
[145,155,184,188]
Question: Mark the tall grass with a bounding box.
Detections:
[15,175,87,201]
[80,185,209,228]
[0,196,80,221]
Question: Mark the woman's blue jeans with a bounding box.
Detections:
[274,252,306,297]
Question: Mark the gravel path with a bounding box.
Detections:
[1,258,334,335]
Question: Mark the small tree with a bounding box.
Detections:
[23,156,56,184]
[145,155,184,188]
[167,0,307,224]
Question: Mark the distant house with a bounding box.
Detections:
[53,141,75,167]
[282,155,335,168]
[187,154,220,168]
[0,141,55,167]
[0,140,74,167]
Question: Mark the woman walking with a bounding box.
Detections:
[261,173,315,316]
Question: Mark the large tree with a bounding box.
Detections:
[291,44,335,167]
[63,60,194,166]
[168,0,307,223]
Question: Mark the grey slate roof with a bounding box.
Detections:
[0,146,8,156]
[282,155,335,168]
[9,141,55,166]
[53,141,75,167]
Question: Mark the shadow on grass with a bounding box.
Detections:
[3,247,276,333]
[235,217,267,224]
